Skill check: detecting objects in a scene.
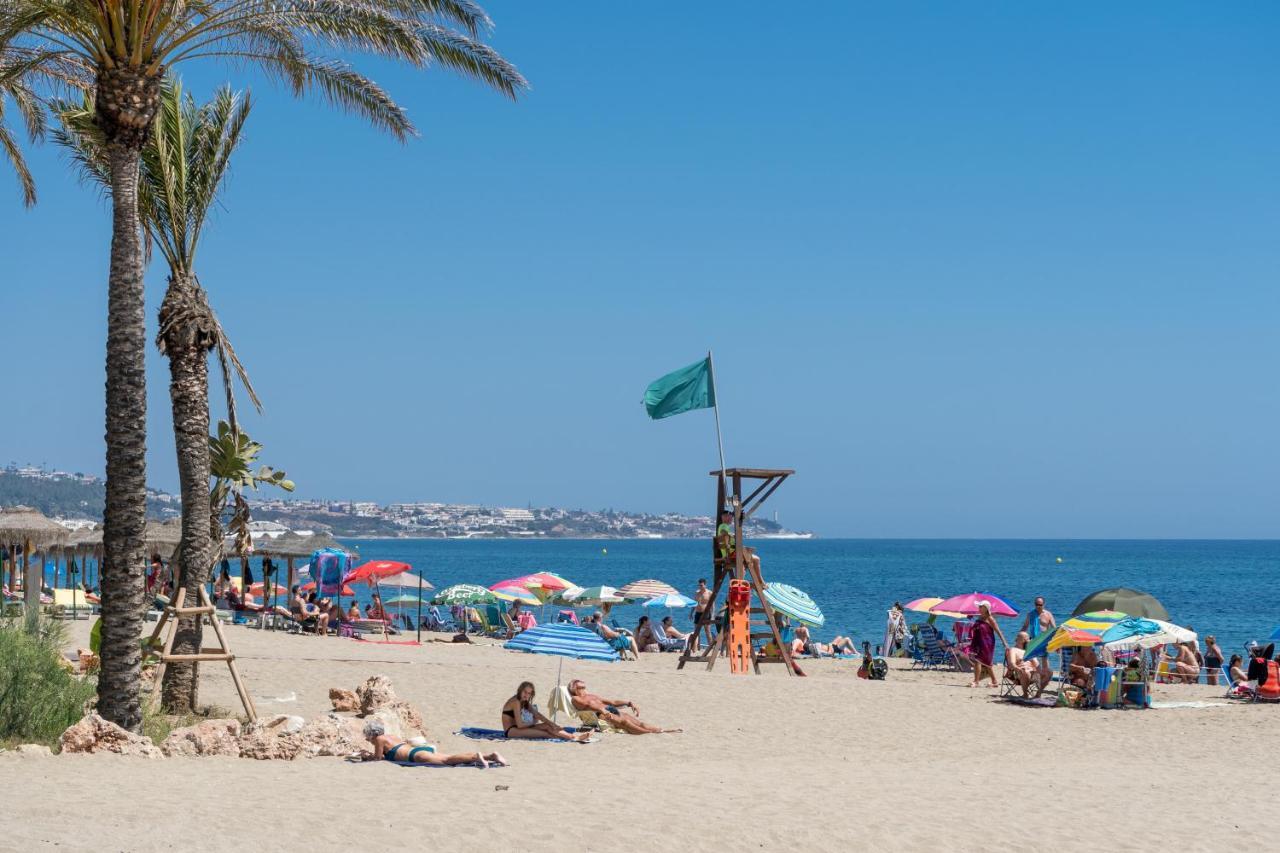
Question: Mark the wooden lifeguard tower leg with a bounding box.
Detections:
[146,586,257,722]
[678,468,799,676]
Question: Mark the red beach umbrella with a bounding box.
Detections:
[344,561,413,585]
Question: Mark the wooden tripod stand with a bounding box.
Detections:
[677,468,801,676]
[145,586,258,721]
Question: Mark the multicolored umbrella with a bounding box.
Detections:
[489,584,541,606]
[562,585,626,606]
[432,584,497,606]
[763,583,824,627]
[932,592,1019,618]
[618,579,679,601]
[1099,617,1195,650]
[642,592,698,609]
[514,572,576,593]
[903,596,966,619]
[503,623,619,663]
[1024,610,1128,659]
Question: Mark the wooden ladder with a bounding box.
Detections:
[145,586,258,721]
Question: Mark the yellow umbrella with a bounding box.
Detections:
[489,584,540,605]
[904,596,966,619]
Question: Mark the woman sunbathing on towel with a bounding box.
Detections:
[361,719,506,768]
[501,682,590,742]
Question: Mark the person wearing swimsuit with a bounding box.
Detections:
[362,719,506,768]
[500,682,590,742]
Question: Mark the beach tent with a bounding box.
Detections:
[309,549,352,597]
[1072,587,1169,621]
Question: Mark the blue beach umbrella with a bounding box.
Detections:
[1269,627,1280,642]
[643,593,697,609]
[504,623,620,663]
[763,583,825,627]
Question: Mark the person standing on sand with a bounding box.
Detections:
[1019,597,1056,689]
[969,601,1007,688]
[691,578,712,651]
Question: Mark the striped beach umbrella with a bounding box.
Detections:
[642,592,698,609]
[618,579,679,601]
[489,584,541,606]
[1024,610,1128,659]
[503,623,619,662]
[763,583,825,627]
[432,584,497,606]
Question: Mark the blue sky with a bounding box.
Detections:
[3,3,1279,537]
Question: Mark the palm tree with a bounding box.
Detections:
[3,0,525,731]
[56,77,265,712]
[0,54,43,206]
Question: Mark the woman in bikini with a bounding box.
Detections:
[362,719,506,768]
[500,681,589,742]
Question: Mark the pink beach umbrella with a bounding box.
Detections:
[931,592,1019,618]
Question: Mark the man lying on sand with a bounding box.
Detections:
[567,680,681,734]
[361,719,507,768]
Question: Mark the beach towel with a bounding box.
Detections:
[455,727,589,743]
[345,756,505,769]
[547,684,574,721]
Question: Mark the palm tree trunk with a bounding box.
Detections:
[158,273,216,713]
[97,139,149,733]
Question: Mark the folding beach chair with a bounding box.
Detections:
[917,625,951,670]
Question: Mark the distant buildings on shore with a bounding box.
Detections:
[3,463,813,539]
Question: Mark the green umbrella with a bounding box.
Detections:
[432,583,497,606]
[432,584,497,637]
[563,585,626,606]
[1072,587,1169,621]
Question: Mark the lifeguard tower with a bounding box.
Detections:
[677,468,801,676]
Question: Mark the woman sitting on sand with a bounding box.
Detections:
[500,682,590,742]
[634,616,659,651]
[362,719,506,768]
[1172,641,1200,683]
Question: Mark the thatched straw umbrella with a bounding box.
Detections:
[0,506,69,611]
[254,531,358,612]
[144,518,183,560]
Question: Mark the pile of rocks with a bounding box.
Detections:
[45,675,427,761]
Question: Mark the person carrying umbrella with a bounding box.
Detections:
[969,601,1008,689]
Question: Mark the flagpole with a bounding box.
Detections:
[707,350,727,484]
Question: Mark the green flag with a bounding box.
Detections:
[644,357,716,420]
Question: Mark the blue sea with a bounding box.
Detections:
[330,538,1280,656]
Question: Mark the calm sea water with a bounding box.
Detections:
[332,538,1280,656]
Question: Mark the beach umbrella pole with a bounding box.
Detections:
[415,585,422,644]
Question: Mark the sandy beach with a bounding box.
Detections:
[1,621,1269,853]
